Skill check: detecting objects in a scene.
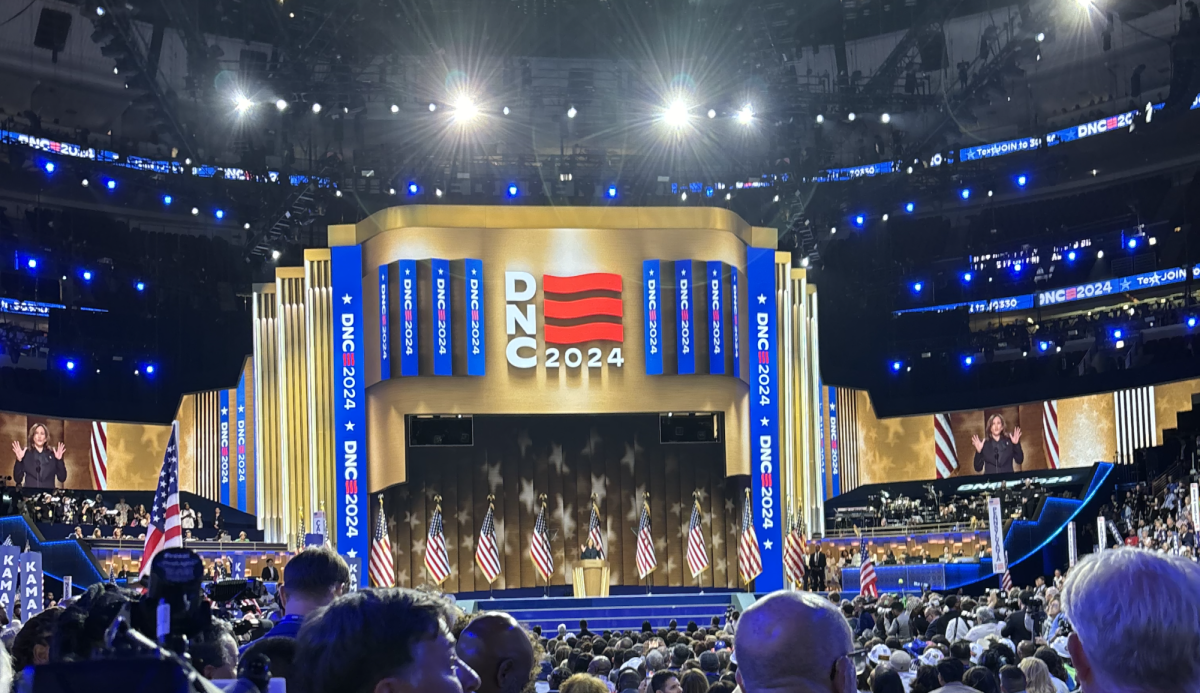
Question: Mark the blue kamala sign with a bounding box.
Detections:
[747,247,782,591]
[331,245,368,584]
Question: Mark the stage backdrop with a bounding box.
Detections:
[379,414,746,592]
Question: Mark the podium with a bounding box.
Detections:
[572,559,610,597]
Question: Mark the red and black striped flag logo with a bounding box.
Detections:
[542,273,623,345]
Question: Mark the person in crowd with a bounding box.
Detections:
[71,526,83,539]
[243,546,348,651]
[808,543,828,591]
[455,612,535,693]
[1002,592,1035,643]
[679,669,709,693]
[261,557,280,581]
[931,660,973,693]
[111,527,124,540]
[1062,548,1200,693]
[925,595,964,640]
[578,619,593,638]
[971,415,1023,475]
[0,632,11,693]
[10,607,61,671]
[292,587,481,693]
[181,502,198,529]
[212,506,225,531]
[651,671,683,693]
[560,673,608,693]
[133,504,150,527]
[964,667,1000,693]
[11,423,67,489]
[90,527,101,539]
[1032,648,1072,692]
[240,636,297,682]
[113,496,131,527]
[190,619,239,680]
[998,665,1027,693]
[698,652,720,683]
[236,531,250,542]
[886,600,912,640]
[1017,659,1056,693]
[734,590,856,693]
[616,670,641,693]
[964,607,1001,641]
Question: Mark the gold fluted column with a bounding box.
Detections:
[789,267,811,535]
[303,249,336,543]
[277,268,311,549]
[252,283,283,541]
[807,283,826,534]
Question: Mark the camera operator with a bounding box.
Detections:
[189,619,239,680]
[1002,591,1040,643]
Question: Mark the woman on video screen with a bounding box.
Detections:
[12,423,68,489]
[971,414,1024,475]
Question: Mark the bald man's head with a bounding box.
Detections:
[456,612,536,693]
[735,591,856,693]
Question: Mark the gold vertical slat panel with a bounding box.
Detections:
[774,253,797,556]
[304,249,336,544]
[789,268,812,537]
[193,391,219,501]
[240,356,258,516]
[253,283,284,541]
[807,284,825,534]
[175,394,196,494]
[277,268,311,549]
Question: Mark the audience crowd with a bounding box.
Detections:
[1101,468,1200,560]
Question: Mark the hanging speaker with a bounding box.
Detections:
[34,9,72,56]
[918,30,947,71]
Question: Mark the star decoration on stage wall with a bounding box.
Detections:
[519,479,537,513]
[590,474,608,504]
[517,430,532,458]
[483,457,503,494]
[548,443,568,474]
[342,294,353,305]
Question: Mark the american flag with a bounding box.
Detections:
[90,421,108,491]
[858,536,878,598]
[686,496,709,578]
[587,496,605,559]
[369,498,396,588]
[140,422,182,578]
[1001,570,1013,592]
[784,514,807,589]
[635,497,657,579]
[530,496,554,581]
[475,497,502,584]
[1043,400,1060,469]
[934,413,958,479]
[737,489,762,585]
[424,497,451,585]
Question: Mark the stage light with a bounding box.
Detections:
[214,209,226,220]
[428,102,437,112]
[663,98,691,127]
[408,182,419,195]
[26,258,37,270]
[1067,250,1077,261]
[725,193,732,201]
[244,222,251,230]
[681,192,688,202]
[1039,341,1049,352]
[1149,237,1157,246]
[1188,316,1197,329]
[1013,262,1022,273]
[1127,238,1138,249]
[912,281,923,293]
[191,207,199,216]
[1037,32,1045,41]
[234,94,254,115]
[82,270,93,281]
[335,190,343,198]
[1097,250,1105,259]
[735,104,754,125]
[162,194,172,205]
[44,161,56,174]
[816,114,825,124]
[800,257,810,268]
[452,95,479,122]
[906,166,914,174]
[66,360,75,371]
[135,281,145,292]
[507,184,519,197]
[435,188,444,198]
[905,202,915,213]
[105,179,117,190]
[1113,329,1122,339]
[988,190,994,197]
[830,227,837,234]
[96,6,105,15]
[271,249,282,261]
[1017,174,1028,187]
[607,185,618,198]
[1115,340,1125,349]
[81,178,89,187]
[567,106,577,119]
[388,188,396,195]
[855,215,865,226]
[881,113,891,123]
[277,99,289,111]
[963,355,974,366]
[960,188,971,200]
[145,364,155,375]
[847,112,856,121]
[390,104,399,113]
[311,102,322,114]
[891,361,902,372]
[962,272,972,283]
[773,195,780,202]
[499,106,509,116]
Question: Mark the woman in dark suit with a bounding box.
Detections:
[972,414,1024,475]
[11,423,67,489]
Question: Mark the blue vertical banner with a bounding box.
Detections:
[346,556,363,592]
[829,386,841,497]
[236,373,248,510]
[231,555,246,579]
[331,244,369,585]
[398,259,419,376]
[219,390,231,506]
[747,247,782,591]
[817,380,827,501]
[379,265,391,380]
[706,261,725,375]
[431,258,453,376]
[643,260,663,375]
[465,259,486,376]
[20,551,43,618]
[676,260,695,374]
[732,268,741,378]
[0,546,19,619]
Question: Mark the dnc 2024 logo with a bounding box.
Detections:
[504,271,626,370]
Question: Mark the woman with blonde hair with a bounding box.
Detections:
[11,423,67,488]
[1019,657,1059,693]
[559,673,609,693]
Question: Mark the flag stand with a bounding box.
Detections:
[542,571,550,598]
[647,570,653,595]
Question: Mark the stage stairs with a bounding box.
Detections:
[468,592,738,633]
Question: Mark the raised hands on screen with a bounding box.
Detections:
[971,435,984,453]
[11,441,26,460]
[52,442,66,459]
[1011,427,1022,444]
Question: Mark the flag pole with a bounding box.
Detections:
[487,494,496,600]
[695,490,705,595]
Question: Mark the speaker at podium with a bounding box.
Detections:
[572,559,610,597]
